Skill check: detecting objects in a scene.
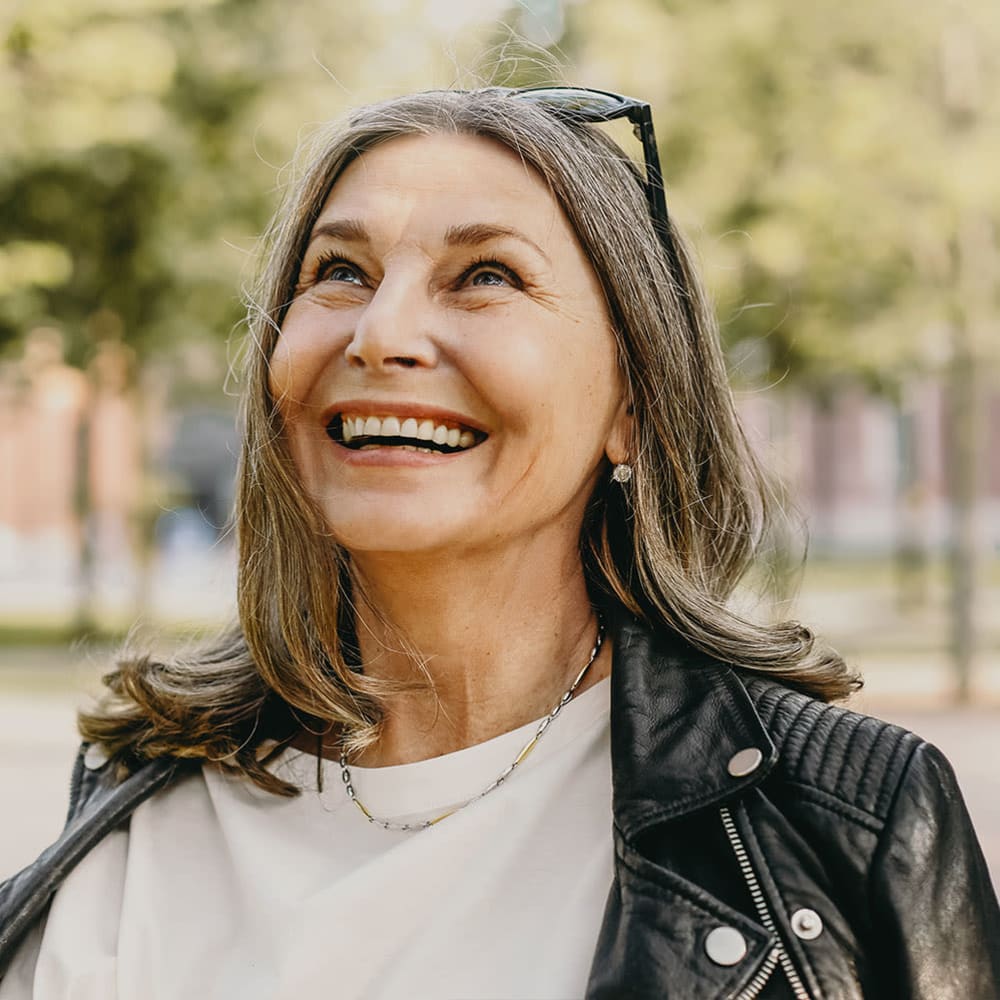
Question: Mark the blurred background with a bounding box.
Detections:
[1,0,997,881]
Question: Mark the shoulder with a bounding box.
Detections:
[0,745,197,974]
[739,673,936,828]
[67,744,191,822]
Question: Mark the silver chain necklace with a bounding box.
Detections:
[338,615,606,833]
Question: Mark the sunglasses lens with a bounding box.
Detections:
[513,88,630,122]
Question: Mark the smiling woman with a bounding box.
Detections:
[0,88,997,999]
[270,133,628,570]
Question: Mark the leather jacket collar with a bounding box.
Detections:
[609,611,777,840]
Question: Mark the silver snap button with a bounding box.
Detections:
[705,926,748,966]
[790,908,823,940]
[727,747,763,777]
[83,744,109,771]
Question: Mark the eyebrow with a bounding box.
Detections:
[306,219,549,264]
[307,219,369,247]
[443,223,549,264]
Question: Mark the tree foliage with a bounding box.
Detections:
[569,0,999,387]
[0,0,485,364]
[2,0,997,390]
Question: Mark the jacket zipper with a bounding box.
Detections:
[734,947,781,1000]
[719,805,811,1000]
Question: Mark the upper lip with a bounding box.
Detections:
[322,399,489,434]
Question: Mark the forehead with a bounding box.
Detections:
[314,132,569,241]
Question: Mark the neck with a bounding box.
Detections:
[340,535,610,767]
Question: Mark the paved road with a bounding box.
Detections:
[1,682,997,892]
[1,692,81,878]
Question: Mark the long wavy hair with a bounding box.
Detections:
[80,89,858,794]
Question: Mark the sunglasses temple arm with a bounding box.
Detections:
[636,114,673,249]
[636,108,698,328]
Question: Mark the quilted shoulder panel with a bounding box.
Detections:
[742,676,921,821]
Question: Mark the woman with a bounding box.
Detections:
[0,87,997,999]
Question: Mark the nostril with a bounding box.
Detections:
[390,356,418,368]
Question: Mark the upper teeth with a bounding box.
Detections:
[340,415,476,449]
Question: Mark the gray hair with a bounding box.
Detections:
[80,89,856,795]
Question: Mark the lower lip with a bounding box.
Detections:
[332,441,480,467]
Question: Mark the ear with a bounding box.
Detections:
[604,391,635,467]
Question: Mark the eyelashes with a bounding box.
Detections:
[303,252,524,291]
[459,256,523,289]
[312,252,364,285]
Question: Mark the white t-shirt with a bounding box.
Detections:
[2,678,613,1000]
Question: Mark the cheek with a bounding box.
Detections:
[264,342,308,473]
[482,356,549,427]
[266,311,338,418]
[465,323,618,448]
[265,343,315,457]
[543,341,619,424]
[266,337,294,404]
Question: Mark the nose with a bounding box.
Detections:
[344,274,438,372]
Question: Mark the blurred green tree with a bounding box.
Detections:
[565,0,999,696]
[566,0,998,382]
[3,1,310,361]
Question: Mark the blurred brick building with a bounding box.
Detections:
[0,331,996,622]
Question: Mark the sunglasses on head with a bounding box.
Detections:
[506,85,683,283]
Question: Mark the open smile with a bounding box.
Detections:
[327,413,488,455]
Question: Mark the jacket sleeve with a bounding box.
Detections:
[868,740,1000,999]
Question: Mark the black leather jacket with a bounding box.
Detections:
[2,614,999,998]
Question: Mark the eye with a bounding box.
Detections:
[461,258,522,290]
[314,253,365,286]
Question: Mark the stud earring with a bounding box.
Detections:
[611,463,633,484]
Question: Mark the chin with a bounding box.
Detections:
[322,504,478,557]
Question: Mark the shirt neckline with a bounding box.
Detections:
[273,676,610,819]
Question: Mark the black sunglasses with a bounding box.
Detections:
[507,86,683,283]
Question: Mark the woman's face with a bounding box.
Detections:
[269,132,630,558]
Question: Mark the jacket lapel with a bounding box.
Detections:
[588,839,777,999]
[609,612,778,841]
[589,613,782,997]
